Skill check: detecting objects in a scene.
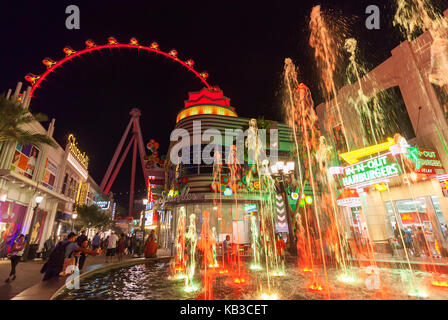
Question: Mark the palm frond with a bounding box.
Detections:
[0,93,55,149]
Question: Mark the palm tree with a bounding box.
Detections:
[0,94,57,149]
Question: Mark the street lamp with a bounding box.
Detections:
[23,195,44,261]
[270,161,297,256]
[72,213,78,232]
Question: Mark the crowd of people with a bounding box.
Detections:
[390,224,448,258]
[4,229,159,284]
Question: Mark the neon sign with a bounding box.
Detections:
[415,148,444,175]
[339,137,395,164]
[68,134,89,169]
[342,153,399,188]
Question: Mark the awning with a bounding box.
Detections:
[336,188,361,208]
[56,211,72,220]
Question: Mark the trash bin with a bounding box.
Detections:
[27,244,38,260]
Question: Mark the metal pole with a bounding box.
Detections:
[22,203,39,262]
[104,135,136,195]
[278,173,296,256]
[141,212,146,256]
[129,133,138,218]
[100,117,134,191]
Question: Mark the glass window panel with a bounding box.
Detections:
[430,195,447,225]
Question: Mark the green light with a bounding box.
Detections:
[337,273,357,284]
[250,264,263,271]
[408,290,428,298]
[184,284,199,293]
[342,155,399,187]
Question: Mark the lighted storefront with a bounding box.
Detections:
[333,136,448,255]
[0,201,28,258]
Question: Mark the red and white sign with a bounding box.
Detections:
[416,149,444,175]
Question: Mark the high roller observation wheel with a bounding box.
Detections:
[25,36,212,98]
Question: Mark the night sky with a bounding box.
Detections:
[1,0,447,206]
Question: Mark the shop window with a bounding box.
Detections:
[61,173,69,195]
[430,196,447,226]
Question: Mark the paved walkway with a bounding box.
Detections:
[0,249,172,300]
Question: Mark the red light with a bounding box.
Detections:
[233,277,246,284]
[309,284,323,291]
[27,39,211,99]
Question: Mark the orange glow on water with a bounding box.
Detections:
[309,284,323,291]
[233,277,246,284]
[303,267,313,272]
[432,280,448,287]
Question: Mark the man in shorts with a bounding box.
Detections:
[105,231,118,263]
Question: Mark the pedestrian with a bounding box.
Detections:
[92,233,101,250]
[105,232,118,263]
[403,228,414,256]
[42,236,55,261]
[144,231,158,258]
[117,233,126,262]
[222,235,231,266]
[416,226,430,257]
[5,235,26,283]
[77,239,90,270]
[127,236,132,255]
[131,235,137,256]
[41,232,98,281]
[75,230,88,267]
[275,234,286,258]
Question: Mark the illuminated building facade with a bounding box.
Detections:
[0,82,110,257]
[316,10,448,254]
[156,88,295,250]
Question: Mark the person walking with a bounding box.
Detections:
[92,233,100,250]
[42,236,55,261]
[41,232,98,281]
[5,235,26,283]
[117,233,126,262]
[403,228,414,256]
[105,232,118,263]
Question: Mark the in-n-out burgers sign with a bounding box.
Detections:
[154,186,204,207]
[415,148,445,175]
[342,153,400,187]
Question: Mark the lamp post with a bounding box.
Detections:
[270,161,297,256]
[23,195,43,262]
[72,213,78,232]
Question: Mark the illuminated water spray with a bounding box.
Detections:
[173,207,187,279]
[249,215,261,270]
[309,5,350,152]
[184,213,198,292]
